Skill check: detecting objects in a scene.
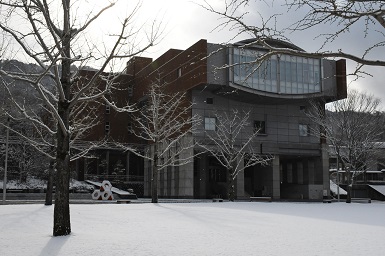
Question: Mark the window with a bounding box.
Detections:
[105,121,110,134]
[106,104,110,114]
[299,124,308,137]
[204,117,216,131]
[254,120,266,134]
[232,48,321,95]
[206,98,213,104]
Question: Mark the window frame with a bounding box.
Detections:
[299,124,309,137]
[254,120,266,135]
[204,117,216,131]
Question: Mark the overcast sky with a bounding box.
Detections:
[6,0,384,108]
[112,0,384,107]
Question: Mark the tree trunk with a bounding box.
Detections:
[227,168,235,201]
[151,154,158,203]
[53,0,72,236]
[346,170,352,203]
[346,184,352,203]
[53,99,71,236]
[54,151,71,236]
[45,159,55,206]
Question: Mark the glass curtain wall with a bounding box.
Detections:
[232,48,321,94]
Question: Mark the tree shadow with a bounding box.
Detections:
[39,235,70,256]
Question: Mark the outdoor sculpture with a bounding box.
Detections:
[92,180,114,200]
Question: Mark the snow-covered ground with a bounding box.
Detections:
[0,178,94,191]
[1,201,385,256]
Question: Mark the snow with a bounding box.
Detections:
[369,184,385,196]
[0,177,46,190]
[330,179,348,195]
[0,178,94,191]
[1,202,385,255]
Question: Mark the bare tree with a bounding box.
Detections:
[127,80,200,203]
[200,0,385,76]
[307,89,384,202]
[198,109,274,201]
[0,1,160,236]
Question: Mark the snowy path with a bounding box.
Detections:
[1,202,385,255]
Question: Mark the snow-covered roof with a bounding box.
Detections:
[369,185,385,196]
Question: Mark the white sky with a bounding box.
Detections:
[97,0,385,107]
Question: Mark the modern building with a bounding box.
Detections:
[124,38,347,200]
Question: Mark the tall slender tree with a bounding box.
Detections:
[0,0,160,236]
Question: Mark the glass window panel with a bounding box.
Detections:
[233,54,240,83]
[267,60,272,80]
[309,63,314,84]
[259,80,265,91]
[291,58,297,83]
[308,84,314,93]
[232,48,322,95]
[205,117,216,131]
[240,54,247,80]
[271,59,277,81]
[303,66,309,84]
[285,85,291,94]
[271,83,277,93]
[297,61,303,84]
[299,124,309,136]
[298,83,303,94]
[285,61,291,83]
[280,60,286,83]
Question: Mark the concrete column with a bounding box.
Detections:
[272,156,280,199]
[321,144,330,196]
[176,144,194,198]
[126,152,130,181]
[167,167,172,197]
[236,155,246,199]
[83,158,88,181]
[173,165,180,197]
[303,159,309,184]
[297,161,303,184]
[198,155,207,198]
[308,159,315,184]
[178,161,194,198]
[143,156,150,197]
[75,159,80,180]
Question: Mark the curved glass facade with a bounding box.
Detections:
[232,48,321,94]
